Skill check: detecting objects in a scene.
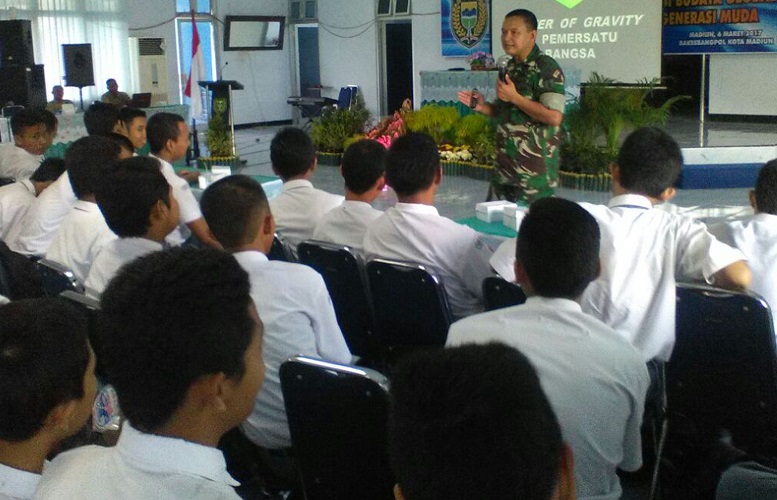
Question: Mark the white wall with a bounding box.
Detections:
[709,53,777,116]
[127,0,179,105]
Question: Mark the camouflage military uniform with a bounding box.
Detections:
[490,45,565,204]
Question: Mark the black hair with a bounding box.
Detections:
[341,139,386,194]
[38,109,57,134]
[201,175,268,250]
[119,107,147,129]
[10,108,45,137]
[617,127,683,198]
[385,132,439,197]
[755,159,777,215]
[106,78,116,87]
[270,127,315,180]
[95,157,171,238]
[99,248,254,432]
[0,298,90,441]
[146,112,184,155]
[389,343,562,500]
[84,102,121,136]
[107,132,135,154]
[505,9,538,31]
[66,135,122,199]
[517,197,600,299]
[30,157,66,183]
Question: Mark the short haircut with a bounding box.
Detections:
[617,127,683,198]
[84,102,121,136]
[10,108,45,137]
[389,343,563,500]
[385,132,439,196]
[505,9,538,31]
[0,298,90,442]
[147,112,184,155]
[341,139,386,194]
[95,156,171,238]
[66,135,122,199]
[107,132,135,154]
[119,107,147,129]
[517,197,600,299]
[38,109,57,134]
[106,78,116,86]
[270,127,315,180]
[755,159,777,215]
[201,175,268,250]
[30,157,66,183]
[99,248,254,432]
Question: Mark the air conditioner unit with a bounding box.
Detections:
[136,38,169,105]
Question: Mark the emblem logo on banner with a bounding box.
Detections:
[451,0,488,48]
[554,0,585,9]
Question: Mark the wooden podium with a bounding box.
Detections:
[198,80,243,157]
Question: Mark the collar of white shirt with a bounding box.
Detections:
[72,200,101,213]
[120,237,165,252]
[0,462,41,500]
[524,295,584,313]
[607,194,652,210]
[281,179,313,192]
[117,422,239,487]
[233,249,270,265]
[754,212,777,224]
[19,179,35,196]
[393,202,439,216]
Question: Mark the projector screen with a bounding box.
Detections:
[491,1,661,93]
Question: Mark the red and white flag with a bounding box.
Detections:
[184,9,205,118]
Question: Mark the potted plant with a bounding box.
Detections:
[197,97,239,170]
[310,93,370,165]
[466,51,495,71]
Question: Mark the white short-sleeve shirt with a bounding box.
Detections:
[269,179,344,250]
[0,143,41,181]
[0,179,35,242]
[0,462,41,500]
[152,155,202,246]
[84,237,164,297]
[363,202,495,319]
[234,250,351,449]
[447,296,650,500]
[311,200,383,254]
[9,173,76,256]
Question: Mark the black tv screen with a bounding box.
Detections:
[224,16,285,51]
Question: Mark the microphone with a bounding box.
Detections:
[497,56,511,83]
[218,61,229,80]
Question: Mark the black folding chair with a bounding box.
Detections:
[297,240,379,364]
[268,234,295,263]
[482,275,527,311]
[280,356,394,500]
[35,258,85,297]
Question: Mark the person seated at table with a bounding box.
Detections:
[0,108,46,181]
[363,132,495,319]
[0,298,97,500]
[447,197,650,500]
[0,158,65,241]
[45,85,74,114]
[268,127,344,252]
[389,343,576,500]
[312,138,386,254]
[147,112,220,249]
[84,156,179,297]
[100,78,131,108]
[578,127,751,363]
[35,248,265,500]
[45,136,121,280]
[708,159,777,335]
[201,175,350,460]
[119,107,147,152]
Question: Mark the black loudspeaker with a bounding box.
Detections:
[0,65,46,109]
[62,43,94,87]
[0,20,35,67]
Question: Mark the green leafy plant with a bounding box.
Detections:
[310,94,370,153]
[205,108,234,157]
[452,113,496,164]
[404,104,460,144]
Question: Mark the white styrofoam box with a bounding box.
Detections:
[475,200,515,223]
[503,205,528,230]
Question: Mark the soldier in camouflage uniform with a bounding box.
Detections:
[459,9,565,205]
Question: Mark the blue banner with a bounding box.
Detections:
[664,3,777,54]
[442,0,492,57]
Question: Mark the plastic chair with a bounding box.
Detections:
[280,356,394,500]
[297,240,379,363]
[336,86,358,109]
[35,258,85,297]
[482,276,527,311]
[268,234,295,263]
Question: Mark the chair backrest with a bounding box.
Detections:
[1,105,24,118]
[35,258,85,297]
[482,276,527,311]
[268,234,295,262]
[280,356,394,500]
[366,258,452,350]
[0,252,13,299]
[668,282,777,450]
[336,86,358,109]
[297,240,378,361]
[0,240,44,299]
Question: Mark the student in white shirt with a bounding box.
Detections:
[268,127,344,251]
[118,107,147,152]
[0,299,97,500]
[579,127,751,362]
[363,132,495,319]
[0,158,65,242]
[312,139,386,253]
[45,136,122,282]
[0,109,46,181]
[146,112,220,248]
[709,159,777,334]
[201,175,351,452]
[36,248,265,500]
[447,198,650,500]
[85,157,179,296]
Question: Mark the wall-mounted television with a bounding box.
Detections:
[224,16,285,51]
